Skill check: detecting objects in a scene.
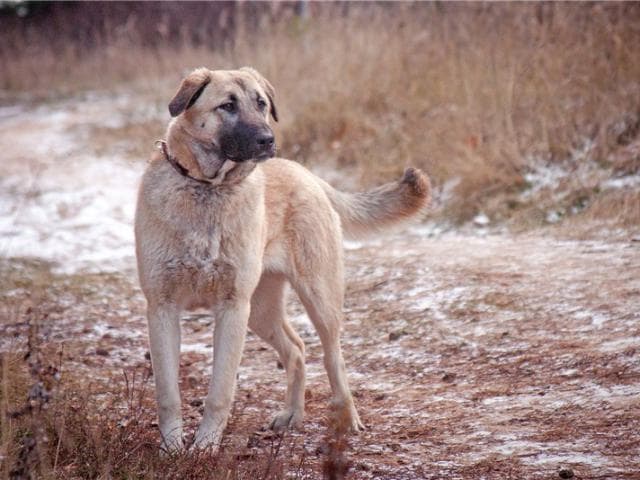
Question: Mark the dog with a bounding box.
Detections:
[135,67,431,452]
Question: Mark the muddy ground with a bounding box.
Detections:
[1,97,639,479]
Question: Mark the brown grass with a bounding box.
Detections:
[0,352,307,479]
[0,292,320,480]
[0,260,356,479]
[2,2,639,226]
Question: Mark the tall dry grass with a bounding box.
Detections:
[0,259,352,479]
[2,2,639,225]
[0,294,330,479]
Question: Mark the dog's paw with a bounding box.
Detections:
[342,404,365,433]
[270,409,304,431]
[348,412,365,433]
[192,427,223,453]
[159,423,185,456]
[330,399,365,434]
[159,437,185,457]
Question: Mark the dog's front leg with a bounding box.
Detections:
[147,302,184,452]
[193,300,250,451]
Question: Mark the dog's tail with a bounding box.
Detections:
[319,167,431,239]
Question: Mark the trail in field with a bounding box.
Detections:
[1,96,639,479]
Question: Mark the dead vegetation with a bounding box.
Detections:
[1,2,639,229]
[1,233,639,479]
[0,260,357,479]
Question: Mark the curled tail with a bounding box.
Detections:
[319,167,432,239]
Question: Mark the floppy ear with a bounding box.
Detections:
[240,67,279,122]
[168,68,211,117]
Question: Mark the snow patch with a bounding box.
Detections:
[0,155,143,273]
[472,212,490,227]
[602,174,640,190]
[521,159,568,199]
[490,437,612,468]
[0,94,159,274]
[597,337,639,352]
[182,343,211,354]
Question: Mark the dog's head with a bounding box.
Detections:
[166,67,278,179]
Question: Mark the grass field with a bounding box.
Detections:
[2,2,639,228]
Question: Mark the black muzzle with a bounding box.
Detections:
[220,122,276,162]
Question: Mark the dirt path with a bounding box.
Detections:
[338,232,640,478]
[1,97,639,479]
[4,232,638,479]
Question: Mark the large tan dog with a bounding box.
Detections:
[135,67,431,452]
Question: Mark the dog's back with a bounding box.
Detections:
[261,158,431,240]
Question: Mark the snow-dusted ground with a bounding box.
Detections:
[0,95,156,273]
[1,95,639,479]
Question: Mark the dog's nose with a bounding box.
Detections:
[256,133,275,148]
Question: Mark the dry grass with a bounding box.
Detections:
[2,2,639,226]
[0,350,309,479]
[0,273,341,480]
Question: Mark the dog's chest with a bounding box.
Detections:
[164,229,235,303]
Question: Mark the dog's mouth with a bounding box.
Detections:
[201,151,272,182]
[220,148,275,164]
[254,151,274,162]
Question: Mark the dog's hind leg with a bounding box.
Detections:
[147,302,184,452]
[248,273,306,430]
[291,275,364,433]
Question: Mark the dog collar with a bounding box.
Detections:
[155,140,213,185]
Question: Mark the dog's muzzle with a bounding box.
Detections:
[220,123,276,162]
[254,132,276,161]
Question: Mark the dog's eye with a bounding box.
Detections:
[257,97,267,110]
[218,102,236,113]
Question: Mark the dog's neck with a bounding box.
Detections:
[166,125,212,180]
[164,124,257,187]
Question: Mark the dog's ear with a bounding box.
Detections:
[168,68,212,117]
[240,67,279,122]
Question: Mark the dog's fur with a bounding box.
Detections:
[135,67,431,452]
